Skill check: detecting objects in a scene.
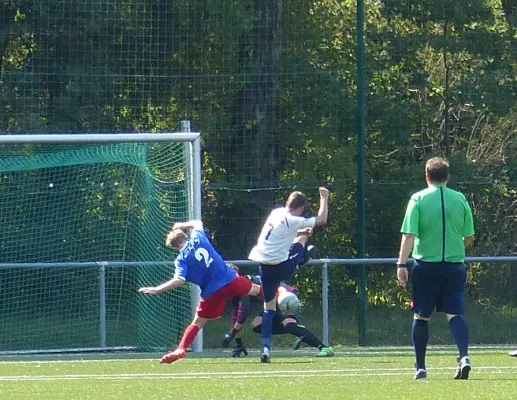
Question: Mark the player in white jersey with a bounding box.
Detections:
[249,208,316,264]
[249,187,329,363]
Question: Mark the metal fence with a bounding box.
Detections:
[2,255,517,353]
[232,256,517,347]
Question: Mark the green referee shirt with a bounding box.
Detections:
[401,184,475,263]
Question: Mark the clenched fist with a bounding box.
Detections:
[319,187,329,198]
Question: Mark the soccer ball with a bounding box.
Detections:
[277,292,300,314]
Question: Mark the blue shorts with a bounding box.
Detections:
[411,260,467,318]
[259,243,305,303]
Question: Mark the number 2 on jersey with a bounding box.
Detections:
[195,248,213,268]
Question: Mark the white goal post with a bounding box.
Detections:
[0,130,203,354]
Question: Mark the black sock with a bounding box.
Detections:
[412,319,429,370]
[283,323,323,349]
[235,338,243,346]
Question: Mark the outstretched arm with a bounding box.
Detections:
[138,277,186,295]
[314,187,329,226]
[172,220,204,231]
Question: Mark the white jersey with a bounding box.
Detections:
[248,207,316,265]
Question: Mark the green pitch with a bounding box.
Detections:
[0,346,516,400]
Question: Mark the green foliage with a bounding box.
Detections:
[2,0,517,311]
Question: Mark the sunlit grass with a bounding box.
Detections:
[0,346,516,399]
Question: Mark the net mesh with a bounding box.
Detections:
[0,141,192,351]
[4,0,517,347]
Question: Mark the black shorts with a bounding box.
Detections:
[253,310,300,335]
[411,260,467,318]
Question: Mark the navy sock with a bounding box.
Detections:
[412,319,429,370]
[261,310,276,350]
[235,338,243,346]
[449,315,469,358]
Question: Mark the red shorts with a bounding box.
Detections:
[196,275,253,319]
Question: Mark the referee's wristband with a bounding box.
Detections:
[396,263,407,268]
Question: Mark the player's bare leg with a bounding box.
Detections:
[160,315,208,364]
[248,283,262,297]
[293,232,310,246]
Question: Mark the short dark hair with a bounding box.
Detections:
[286,191,307,210]
[425,157,449,183]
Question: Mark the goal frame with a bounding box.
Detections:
[0,131,203,354]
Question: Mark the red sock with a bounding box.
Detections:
[178,324,200,350]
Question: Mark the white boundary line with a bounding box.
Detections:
[0,345,515,364]
[1,365,517,382]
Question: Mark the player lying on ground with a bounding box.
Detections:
[138,220,262,364]
[222,277,333,357]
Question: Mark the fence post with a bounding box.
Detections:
[322,262,330,346]
[356,0,368,346]
[99,262,107,348]
[182,119,203,353]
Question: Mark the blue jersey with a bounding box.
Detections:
[173,229,237,298]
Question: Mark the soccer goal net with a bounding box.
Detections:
[0,132,201,354]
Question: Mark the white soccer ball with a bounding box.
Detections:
[277,292,300,314]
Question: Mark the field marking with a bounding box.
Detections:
[1,365,517,382]
[1,346,516,364]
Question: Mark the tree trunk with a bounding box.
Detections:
[443,23,451,157]
[214,0,284,258]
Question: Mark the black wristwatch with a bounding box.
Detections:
[396,263,407,268]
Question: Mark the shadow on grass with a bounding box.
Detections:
[183,356,316,364]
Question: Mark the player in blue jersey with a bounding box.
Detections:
[249,187,329,362]
[138,220,262,364]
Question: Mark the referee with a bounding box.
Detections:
[396,157,475,381]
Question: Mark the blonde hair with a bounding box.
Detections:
[166,229,187,249]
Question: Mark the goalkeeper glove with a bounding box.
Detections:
[221,331,236,348]
[232,343,248,358]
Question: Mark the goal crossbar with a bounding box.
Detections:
[0,133,200,144]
